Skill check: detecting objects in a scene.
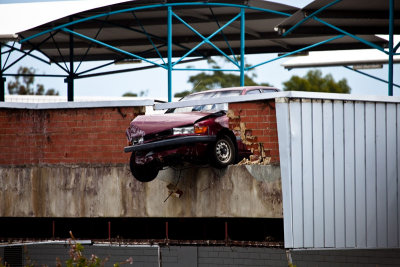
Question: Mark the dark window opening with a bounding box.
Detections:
[0,218,283,244]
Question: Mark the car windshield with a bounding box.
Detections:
[169,90,241,113]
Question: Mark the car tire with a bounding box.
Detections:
[210,135,236,168]
[129,153,160,182]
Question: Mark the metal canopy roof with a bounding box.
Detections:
[276,0,400,36]
[15,0,387,63]
[0,0,396,102]
[17,0,295,62]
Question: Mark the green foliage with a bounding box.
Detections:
[174,56,271,97]
[122,92,138,97]
[187,72,270,92]
[122,89,148,97]
[283,70,351,93]
[7,67,59,95]
[174,90,191,98]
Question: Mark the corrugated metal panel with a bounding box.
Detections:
[276,98,400,249]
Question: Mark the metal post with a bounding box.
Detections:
[240,8,245,86]
[0,44,5,102]
[108,221,111,241]
[167,6,172,102]
[165,221,169,245]
[52,220,55,240]
[224,221,229,245]
[388,0,394,96]
[67,16,74,101]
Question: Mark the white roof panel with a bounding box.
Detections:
[281,48,400,69]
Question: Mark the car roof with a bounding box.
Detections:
[187,86,279,96]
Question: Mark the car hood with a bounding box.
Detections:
[128,111,218,137]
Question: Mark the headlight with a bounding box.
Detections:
[173,126,194,135]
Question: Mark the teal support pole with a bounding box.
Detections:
[240,8,245,86]
[167,6,172,102]
[388,0,394,96]
[0,44,5,102]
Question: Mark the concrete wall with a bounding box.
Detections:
[0,164,282,218]
[3,244,400,267]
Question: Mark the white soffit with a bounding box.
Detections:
[281,47,400,69]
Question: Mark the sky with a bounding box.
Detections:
[1,0,399,99]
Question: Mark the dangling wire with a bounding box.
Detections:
[163,168,182,202]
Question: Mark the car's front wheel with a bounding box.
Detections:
[210,135,236,168]
[129,153,160,182]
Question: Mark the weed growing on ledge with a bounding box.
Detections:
[0,231,133,267]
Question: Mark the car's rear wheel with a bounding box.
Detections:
[129,153,160,182]
[210,135,236,168]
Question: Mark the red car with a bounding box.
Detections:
[124,86,279,182]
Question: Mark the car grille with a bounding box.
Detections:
[144,129,173,141]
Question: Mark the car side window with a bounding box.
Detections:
[245,89,261,94]
[262,89,277,93]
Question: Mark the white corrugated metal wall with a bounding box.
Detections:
[276,97,400,249]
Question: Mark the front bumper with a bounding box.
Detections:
[124,135,216,153]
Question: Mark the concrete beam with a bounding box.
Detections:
[0,164,282,218]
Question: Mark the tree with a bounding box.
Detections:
[283,69,351,93]
[174,57,271,97]
[7,67,59,95]
[122,92,138,97]
[122,89,148,97]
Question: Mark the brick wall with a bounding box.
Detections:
[228,100,279,164]
[0,106,144,165]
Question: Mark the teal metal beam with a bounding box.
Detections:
[313,17,387,53]
[61,28,167,69]
[282,0,342,37]
[343,66,400,89]
[171,11,240,67]
[77,58,205,79]
[394,41,400,53]
[86,17,204,58]
[247,35,345,70]
[167,6,172,102]
[209,7,238,64]
[240,8,245,86]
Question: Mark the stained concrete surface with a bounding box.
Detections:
[0,164,282,218]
